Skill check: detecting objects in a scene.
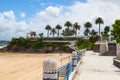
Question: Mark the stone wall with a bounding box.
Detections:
[117,45,120,56]
[94,42,107,55]
[99,43,107,55]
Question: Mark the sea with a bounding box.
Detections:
[0,45,7,49]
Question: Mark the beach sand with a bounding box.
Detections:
[0,52,71,80]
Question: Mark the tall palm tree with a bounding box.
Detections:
[95,17,104,36]
[51,28,56,37]
[84,22,92,37]
[73,22,81,36]
[45,25,51,37]
[84,22,92,29]
[64,21,72,30]
[55,24,62,37]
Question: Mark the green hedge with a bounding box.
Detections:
[76,38,94,50]
[8,37,43,49]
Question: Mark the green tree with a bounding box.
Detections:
[45,25,51,37]
[76,38,94,50]
[32,38,43,49]
[95,17,104,36]
[84,28,90,38]
[84,22,92,37]
[55,24,62,37]
[39,33,43,38]
[84,22,92,29]
[73,22,81,36]
[64,21,72,30]
[101,26,110,40]
[104,26,110,33]
[61,28,75,36]
[111,20,120,43]
[90,29,98,37]
[51,28,56,37]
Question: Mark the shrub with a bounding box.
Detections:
[32,38,43,49]
[8,37,43,50]
[76,38,94,50]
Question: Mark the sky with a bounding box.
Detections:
[0,0,120,40]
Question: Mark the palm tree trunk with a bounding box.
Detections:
[53,33,54,37]
[58,29,59,37]
[87,34,88,39]
[68,26,69,31]
[47,30,49,37]
[99,23,100,36]
[76,29,77,37]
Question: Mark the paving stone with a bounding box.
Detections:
[74,51,120,80]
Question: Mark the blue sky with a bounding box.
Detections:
[0,0,87,21]
[0,0,120,40]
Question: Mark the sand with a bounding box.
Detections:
[0,52,71,80]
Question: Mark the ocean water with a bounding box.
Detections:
[0,45,6,49]
[0,46,4,49]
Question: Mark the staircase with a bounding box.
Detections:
[107,43,117,56]
[67,41,77,51]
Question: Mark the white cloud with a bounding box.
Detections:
[0,10,29,40]
[0,10,15,21]
[1,0,120,40]
[37,6,63,18]
[20,12,26,18]
[30,0,120,37]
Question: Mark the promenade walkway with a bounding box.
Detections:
[73,51,120,80]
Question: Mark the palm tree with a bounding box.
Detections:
[51,28,56,37]
[90,29,98,37]
[84,22,92,29]
[39,33,43,37]
[73,22,81,36]
[84,28,90,38]
[55,24,62,37]
[104,26,110,33]
[45,25,51,37]
[95,17,104,36]
[64,21,72,30]
[84,22,92,37]
[102,26,110,40]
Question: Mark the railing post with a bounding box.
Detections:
[43,58,58,80]
[64,62,71,80]
[57,71,60,80]
[77,50,81,62]
[72,51,77,72]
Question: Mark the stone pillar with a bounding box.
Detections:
[43,58,57,80]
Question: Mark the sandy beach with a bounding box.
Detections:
[0,52,71,80]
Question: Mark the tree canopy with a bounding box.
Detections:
[95,17,104,36]
[111,20,120,43]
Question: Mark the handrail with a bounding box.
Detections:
[43,49,86,80]
[60,56,71,65]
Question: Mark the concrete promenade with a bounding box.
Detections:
[73,51,120,80]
